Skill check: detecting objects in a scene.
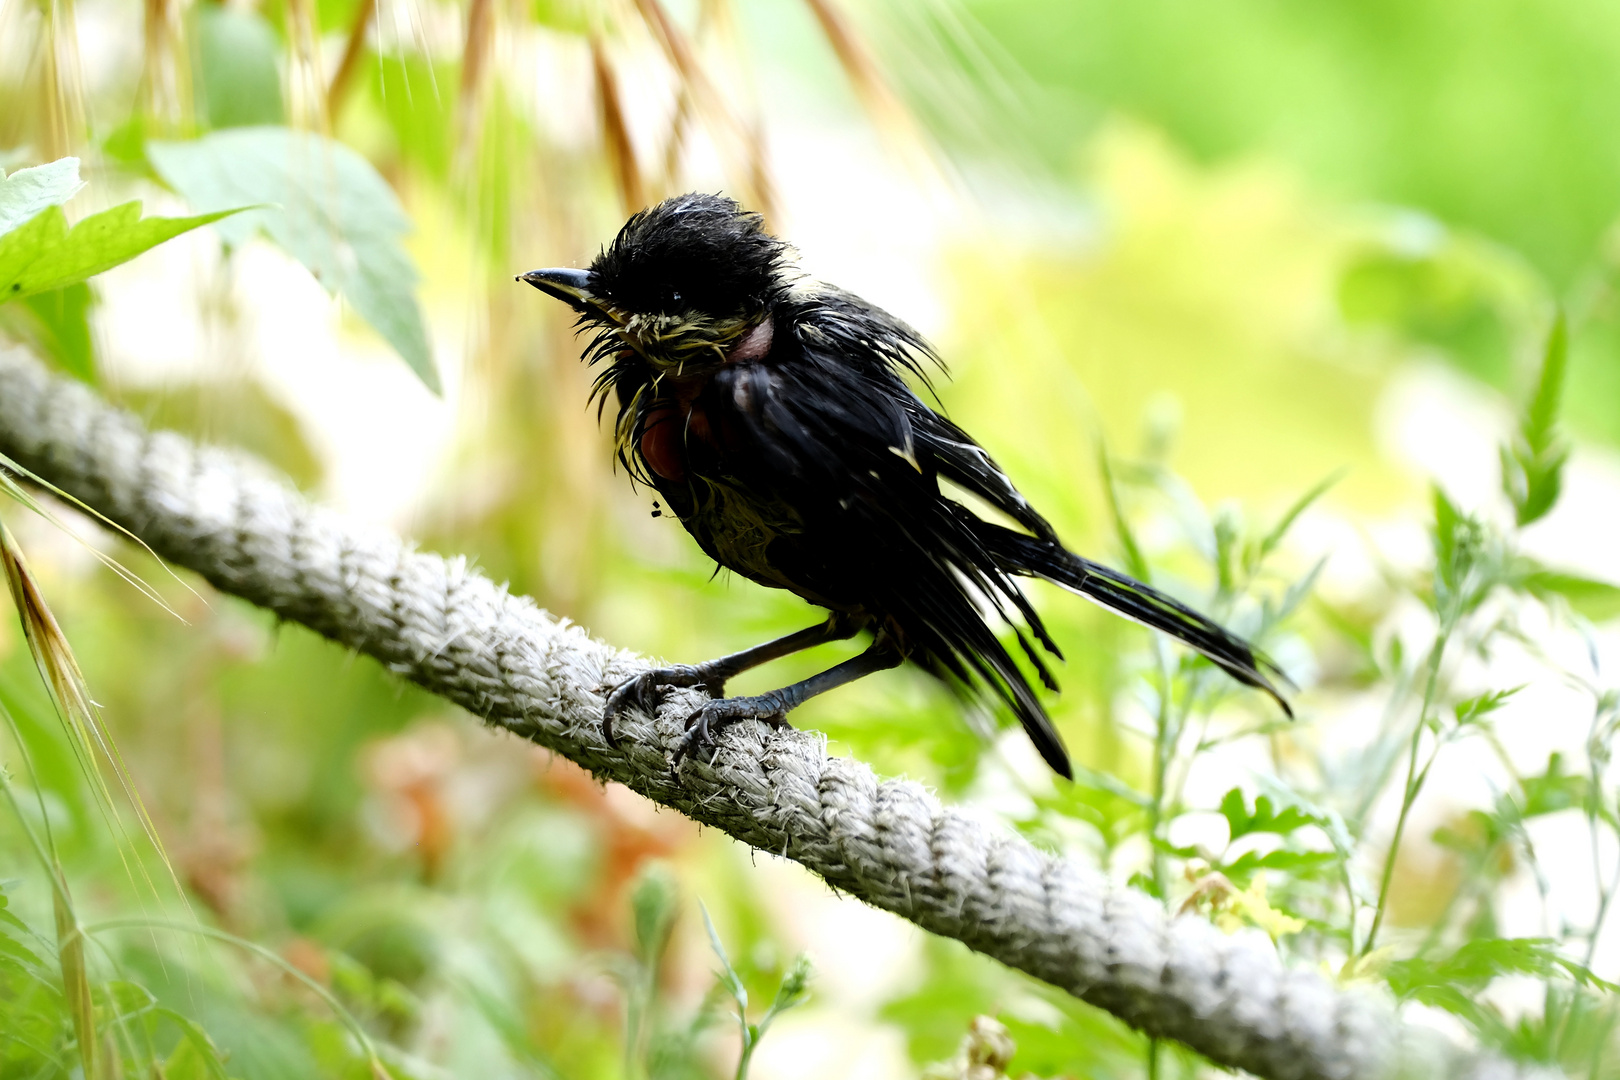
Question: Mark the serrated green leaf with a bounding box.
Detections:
[1387,938,1618,1003]
[0,202,244,302]
[1219,788,1321,841]
[1517,753,1590,818]
[1223,848,1340,881]
[147,127,441,392]
[1149,836,1203,859]
[1454,686,1522,726]
[0,159,86,236]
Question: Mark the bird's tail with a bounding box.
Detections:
[975,523,1294,716]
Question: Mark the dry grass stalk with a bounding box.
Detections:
[140,0,192,131]
[455,0,495,169]
[627,0,779,223]
[282,0,329,132]
[0,515,181,910]
[0,455,184,617]
[39,0,87,160]
[328,0,379,121]
[658,86,693,196]
[591,36,646,215]
[801,0,936,177]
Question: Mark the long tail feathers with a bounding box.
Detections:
[976,524,1294,717]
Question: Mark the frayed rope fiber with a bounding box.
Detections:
[0,345,1559,1080]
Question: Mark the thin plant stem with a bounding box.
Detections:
[1362,631,1450,956]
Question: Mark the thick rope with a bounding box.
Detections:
[0,345,1557,1080]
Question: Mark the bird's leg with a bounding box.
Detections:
[602,615,858,744]
[674,637,903,763]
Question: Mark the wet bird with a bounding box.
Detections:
[521,193,1289,778]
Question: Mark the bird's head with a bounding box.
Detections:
[519,193,789,377]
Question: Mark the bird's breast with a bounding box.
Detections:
[638,373,746,483]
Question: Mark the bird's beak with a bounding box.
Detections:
[518,267,595,312]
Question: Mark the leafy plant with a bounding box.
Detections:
[148,128,440,393]
[700,903,811,1080]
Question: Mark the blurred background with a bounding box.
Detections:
[4,0,1620,1076]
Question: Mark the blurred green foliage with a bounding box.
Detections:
[3,0,1620,1076]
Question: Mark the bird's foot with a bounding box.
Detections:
[673,695,792,765]
[601,664,725,746]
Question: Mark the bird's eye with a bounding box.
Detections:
[667,289,683,308]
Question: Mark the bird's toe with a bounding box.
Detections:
[672,696,789,764]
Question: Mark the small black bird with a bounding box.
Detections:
[522,193,1289,778]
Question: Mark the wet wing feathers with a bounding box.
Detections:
[713,321,1074,776]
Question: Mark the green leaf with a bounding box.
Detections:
[1253,468,1345,566]
[1219,788,1321,841]
[1516,566,1620,621]
[0,201,244,302]
[700,903,747,1011]
[375,58,454,184]
[0,158,84,236]
[1454,686,1522,726]
[1525,314,1569,454]
[762,954,812,1028]
[1432,485,1462,579]
[1518,753,1590,819]
[1098,443,1151,583]
[1223,848,1340,881]
[0,929,42,968]
[1387,938,1617,1005]
[1501,315,1570,527]
[152,1007,231,1080]
[193,5,284,129]
[1336,241,1521,392]
[17,284,96,382]
[631,863,679,969]
[1430,486,1493,616]
[147,127,441,392]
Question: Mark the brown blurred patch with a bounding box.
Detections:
[533,752,696,949]
[360,722,462,881]
[282,935,331,985]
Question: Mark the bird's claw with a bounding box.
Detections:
[601,665,722,746]
[672,696,790,765]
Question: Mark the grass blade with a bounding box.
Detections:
[52,859,97,1080]
[0,515,184,912]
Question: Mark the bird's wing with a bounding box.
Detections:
[910,410,1060,542]
[709,333,1073,778]
[795,285,1058,541]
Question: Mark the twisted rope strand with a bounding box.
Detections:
[0,346,1555,1080]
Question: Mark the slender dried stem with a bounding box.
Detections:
[592,36,645,215]
[628,0,778,223]
[456,0,495,167]
[328,0,379,121]
[40,0,87,159]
